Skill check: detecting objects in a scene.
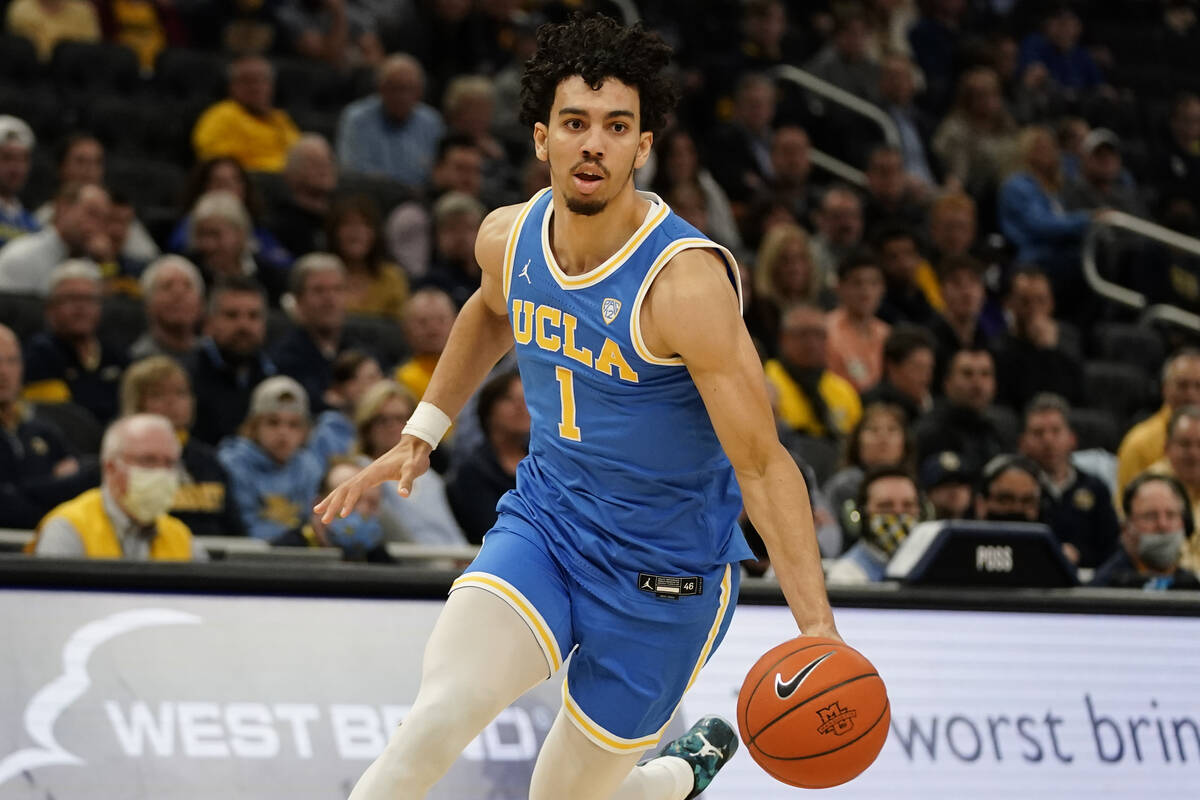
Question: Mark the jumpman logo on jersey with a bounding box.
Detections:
[519,259,531,283]
[693,733,724,760]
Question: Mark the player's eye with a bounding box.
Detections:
[565,119,584,130]
[612,122,628,133]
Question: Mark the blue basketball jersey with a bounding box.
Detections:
[495,188,754,584]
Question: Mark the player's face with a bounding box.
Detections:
[534,76,652,217]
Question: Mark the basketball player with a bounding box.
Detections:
[316,14,839,800]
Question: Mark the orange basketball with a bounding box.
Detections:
[736,636,889,789]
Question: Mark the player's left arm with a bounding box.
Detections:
[645,248,840,639]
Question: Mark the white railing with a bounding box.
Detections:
[771,65,902,148]
[1083,210,1200,333]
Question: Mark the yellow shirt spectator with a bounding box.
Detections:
[764,358,862,438]
[1116,405,1170,502]
[396,354,438,402]
[193,99,300,173]
[6,0,100,61]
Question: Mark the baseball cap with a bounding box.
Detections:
[918,451,974,491]
[249,376,310,419]
[1081,128,1120,156]
[0,115,34,150]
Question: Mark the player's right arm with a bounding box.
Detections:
[316,203,523,521]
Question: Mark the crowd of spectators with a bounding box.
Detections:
[4,0,1200,591]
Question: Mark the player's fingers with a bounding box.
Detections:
[338,483,363,517]
[396,459,418,498]
[315,487,342,523]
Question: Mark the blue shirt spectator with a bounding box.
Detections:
[1017,7,1104,93]
[336,54,445,188]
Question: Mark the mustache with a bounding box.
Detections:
[570,158,610,178]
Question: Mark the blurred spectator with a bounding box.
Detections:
[217,375,349,542]
[1148,407,1200,534]
[908,0,968,115]
[826,466,921,584]
[1016,5,1104,96]
[395,287,455,402]
[1091,473,1200,590]
[391,0,490,104]
[0,323,94,529]
[192,55,301,172]
[95,190,153,292]
[919,450,975,520]
[32,414,206,560]
[861,324,936,423]
[878,52,938,190]
[1150,92,1200,233]
[383,134,484,279]
[750,125,821,236]
[933,67,1020,194]
[975,453,1043,523]
[810,184,865,283]
[419,192,485,308]
[1062,129,1147,216]
[94,0,179,72]
[1117,348,1200,499]
[873,223,942,326]
[646,127,742,252]
[321,348,382,435]
[916,347,1013,471]
[764,303,862,439]
[119,356,244,538]
[826,249,890,392]
[863,145,929,233]
[129,255,205,361]
[5,0,100,61]
[990,266,1084,412]
[271,253,354,412]
[707,73,777,207]
[929,254,990,387]
[327,194,410,320]
[446,369,528,544]
[188,190,288,306]
[27,132,160,266]
[926,191,977,263]
[187,276,277,446]
[337,53,445,187]
[354,380,465,546]
[22,261,126,425]
[266,134,339,258]
[0,183,109,295]
[1019,393,1119,568]
[804,5,880,104]
[305,458,391,560]
[0,116,38,249]
[276,0,384,69]
[824,401,912,529]
[442,74,513,206]
[997,126,1092,297]
[745,224,832,357]
[168,158,292,272]
[864,0,917,61]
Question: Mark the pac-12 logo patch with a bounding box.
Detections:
[601,298,622,324]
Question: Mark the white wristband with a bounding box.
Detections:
[403,401,453,450]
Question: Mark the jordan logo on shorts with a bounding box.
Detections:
[637,572,702,599]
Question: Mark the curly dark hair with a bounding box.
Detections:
[519,13,678,136]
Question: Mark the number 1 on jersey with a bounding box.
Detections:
[555,365,581,441]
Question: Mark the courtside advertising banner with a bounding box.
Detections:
[0,590,1197,799]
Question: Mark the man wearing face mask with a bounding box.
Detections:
[29,413,207,560]
[975,454,1045,524]
[1091,474,1199,590]
[826,466,922,584]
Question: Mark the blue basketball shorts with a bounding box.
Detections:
[450,512,739,754]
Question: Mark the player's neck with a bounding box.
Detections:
[548,189,649,277]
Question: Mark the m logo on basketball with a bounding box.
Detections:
[815,701,857,736]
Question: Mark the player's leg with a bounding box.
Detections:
[528,708,693,800]
[346,586,550,799]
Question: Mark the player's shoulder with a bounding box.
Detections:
[647,246,735,314]
[474,202,530,272]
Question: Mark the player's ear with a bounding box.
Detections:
[634,131,653,169]
[533,122,550,162]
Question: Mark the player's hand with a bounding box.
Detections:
[313,434,432,522]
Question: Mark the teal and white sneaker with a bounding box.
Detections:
[656,715,739,799]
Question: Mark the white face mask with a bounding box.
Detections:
[122,465,179,525]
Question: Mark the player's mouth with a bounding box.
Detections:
[572,166,607,194]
